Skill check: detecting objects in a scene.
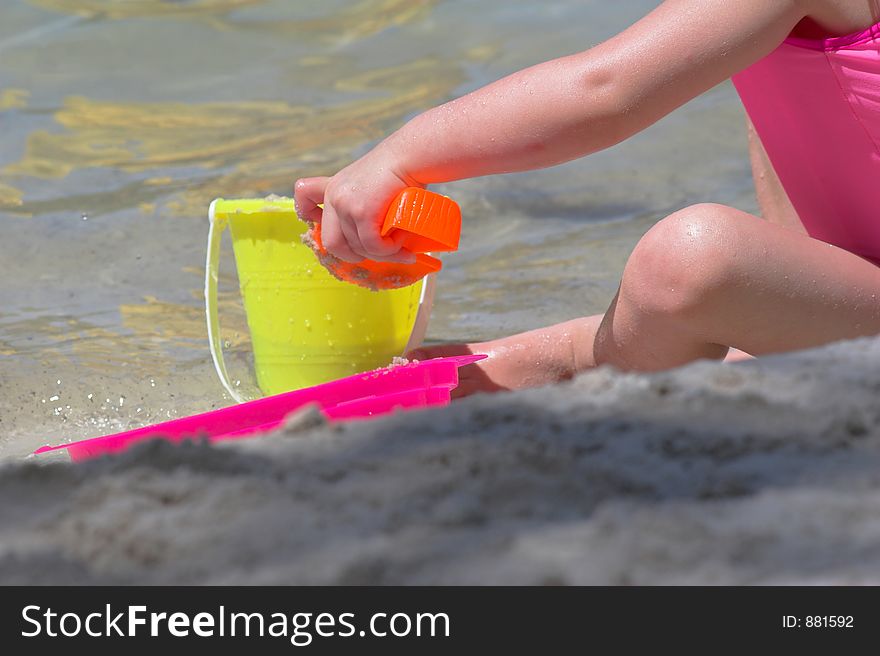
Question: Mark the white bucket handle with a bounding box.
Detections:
[406,272,435,354]
[205,200,247,404]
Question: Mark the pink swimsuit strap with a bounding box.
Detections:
[733,21,880,262]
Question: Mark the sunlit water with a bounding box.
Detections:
[0,0,757,458]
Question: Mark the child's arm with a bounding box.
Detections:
[295,0,808,263]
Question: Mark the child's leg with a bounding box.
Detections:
[747,117,805,234]
[596,204,880,370]
[409,311,745,398]
[408,316,603,398]
[410,203,880,395]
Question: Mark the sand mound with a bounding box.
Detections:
[2,337,880,585]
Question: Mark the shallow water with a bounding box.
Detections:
[0,0,757,459]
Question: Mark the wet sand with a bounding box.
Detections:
[3,337,880,584]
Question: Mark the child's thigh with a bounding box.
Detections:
[747,118,806,234]
[653,205,880,354]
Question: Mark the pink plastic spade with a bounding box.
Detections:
[33,354,486,462]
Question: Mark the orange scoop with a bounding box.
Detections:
[305,187,461,290]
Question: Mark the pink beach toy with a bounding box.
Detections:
[33,355,486,462]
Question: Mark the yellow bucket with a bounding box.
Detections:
[205,197,433,402]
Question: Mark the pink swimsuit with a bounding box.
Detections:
[733,22,880,262]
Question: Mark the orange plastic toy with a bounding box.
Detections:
[305,187,461,290]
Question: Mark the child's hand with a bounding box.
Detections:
[294,150,418,264]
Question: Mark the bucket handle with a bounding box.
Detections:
[205,200,247,404]
[406,272,435,354]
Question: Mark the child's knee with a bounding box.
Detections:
[619,204,743,319]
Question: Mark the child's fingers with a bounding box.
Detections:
[359,237,417,264]
[363,249,418,264]
[384,231,418,263]
[338,215,370,260]
[319,203,363,263]
[331,198,373,259]
[293,177,329,222]
[357,223,408,260]
[295,177,418,264]
[335,212,417,263]
[352,208,420,263]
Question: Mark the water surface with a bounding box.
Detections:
[0,0,757,458]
